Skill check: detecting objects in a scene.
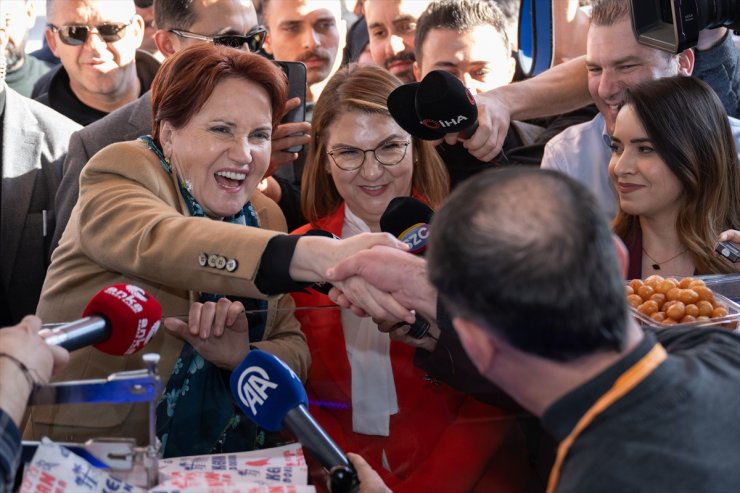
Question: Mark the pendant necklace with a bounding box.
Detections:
[642,247,688,271]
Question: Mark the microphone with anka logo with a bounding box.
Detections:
[40,284,162,354]
[230,350,359,492]
[379,196,433,338]
[387,69,479,141]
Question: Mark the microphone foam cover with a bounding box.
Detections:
[387,83,443,140]
[415,70,478,134]
[380,197,434,255]
[230,350,308,432]
[82,284,162,355]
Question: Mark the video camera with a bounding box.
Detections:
[632,0,740,53]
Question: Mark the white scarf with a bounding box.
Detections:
[340,206,399,436]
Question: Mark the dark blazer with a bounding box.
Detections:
[52,91,153,250]
[1,86,80,323]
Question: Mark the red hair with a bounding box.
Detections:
[151,43,287,145]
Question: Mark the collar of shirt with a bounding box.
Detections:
[541,330,656,441]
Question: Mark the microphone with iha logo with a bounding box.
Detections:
[230,350,359,493]
[387,69,479,141]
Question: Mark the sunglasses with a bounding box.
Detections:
[168,26,267,52]
[47,21,132,46]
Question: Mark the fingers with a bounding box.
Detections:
[49,345,70,374]
[164,316,188,338]
[226,301,248,332]
[326,252,365,283]
[347,453,392,493]
[21,314,42,333]
[364,232,409,251]
[461,96,510,162]
[718,229,740,243]
[281,96,301,117]
[213,298,231,338]
[443,132,459,146]
[19,315,70,376]
[332,277,415,323]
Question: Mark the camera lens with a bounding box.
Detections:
[134,0,153,8]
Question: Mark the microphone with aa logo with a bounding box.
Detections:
[387,69,479,141]
[40,284,162,354]
[380,197,433,338]
[230,350,358,492]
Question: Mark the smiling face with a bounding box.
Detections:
[608,104,683,220]
[325,111,414,231]
[45,0,144,106]
[585,18,691,134]
[160,77,273,219]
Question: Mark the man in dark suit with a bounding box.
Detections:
[51,0,310,249]
[0,22,81,325]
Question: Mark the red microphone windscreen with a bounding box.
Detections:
[82,284,162,355]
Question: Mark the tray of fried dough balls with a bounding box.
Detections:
[626,275,740,331]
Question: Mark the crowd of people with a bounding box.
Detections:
[0,0,739,492]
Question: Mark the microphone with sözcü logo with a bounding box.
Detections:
[379,196,433,338]
[387,69,479,141]
[230,350,359,493]
[39,284,162,354]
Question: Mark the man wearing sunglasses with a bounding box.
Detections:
[32,0,159,126]
[50,0,310,251]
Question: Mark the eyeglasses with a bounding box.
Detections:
[327,140,411,171]
[47,21,132,46]
[168,26,267,52]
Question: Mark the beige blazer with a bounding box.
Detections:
[26,140,309,444]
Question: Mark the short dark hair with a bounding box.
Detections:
[414,0,509,68]
[428,167,629,362]
[152,43,287,146]
[154,0,198,31]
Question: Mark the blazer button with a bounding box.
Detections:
[208,254,219,268]
[216,256,227,269]
[226,259,238,272]
[198,253,208,267]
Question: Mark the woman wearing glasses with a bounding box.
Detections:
[292,65,529,492]
[28,45,401,457]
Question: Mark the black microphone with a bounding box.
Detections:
[387,69,479,141]
[39,284,162,354]
[380,197,434,338]
[230,350,358,493]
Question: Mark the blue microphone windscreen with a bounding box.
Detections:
[230,350,308,432]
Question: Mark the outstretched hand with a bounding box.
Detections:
[325,245,437,323]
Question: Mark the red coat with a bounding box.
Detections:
[292,203,531,492]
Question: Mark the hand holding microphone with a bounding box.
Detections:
[379,197,436,339]
[387,69,479,141]
[40,283,162,354]
[230,350,359,493]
